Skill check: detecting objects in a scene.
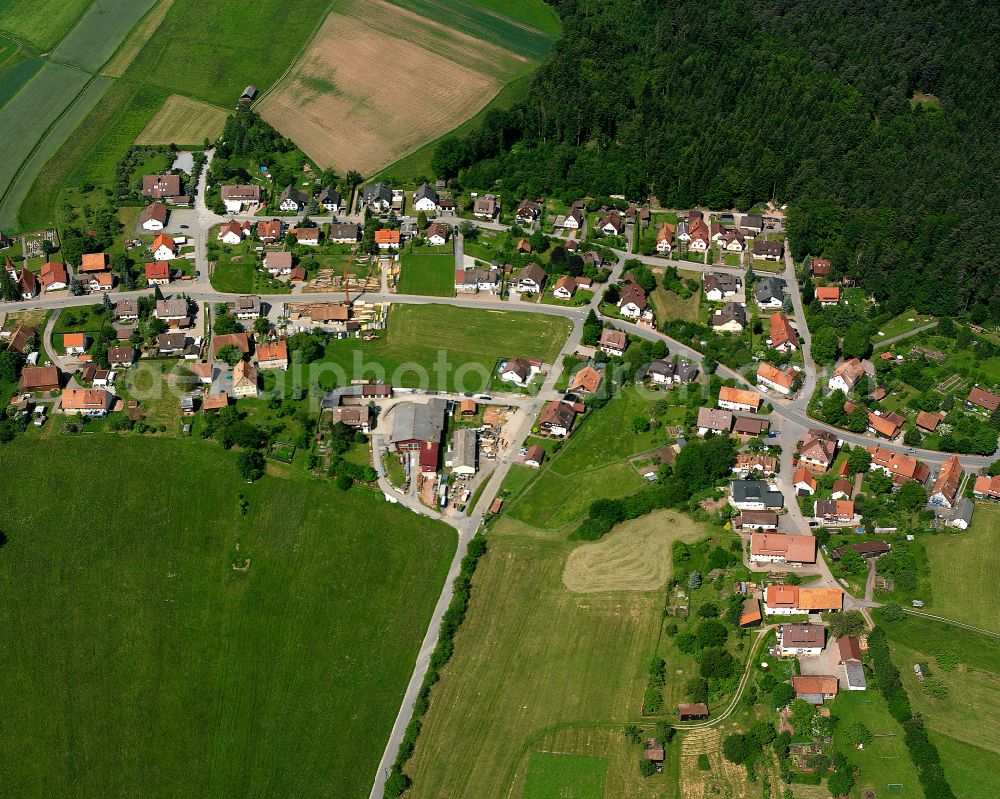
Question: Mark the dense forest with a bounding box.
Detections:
[434,0,999,320]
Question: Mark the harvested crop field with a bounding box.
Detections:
[258,0,531,175]
[563,509,707,593]
[136,94,229,145]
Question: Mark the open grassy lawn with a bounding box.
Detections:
[923,503,1000,632]
[210,261,255,293]
[880,614,1000,796]
[397,250,455,297]
[16,0,328,229]
[385,0,556,60]
[522,753,607,799]
[651,276,700,323]
[871,310,936,343]
[403,530,680,799]
[497,387,673,533]
[929,732,1000,799]
[829,692,924,799]
[319,304,571,393]
[0,435,455,798]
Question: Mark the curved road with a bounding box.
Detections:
[6,196,994,797]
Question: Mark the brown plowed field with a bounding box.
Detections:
[258,0,528,174]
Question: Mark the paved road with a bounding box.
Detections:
[871,320,938,350]
[6,193,992,797]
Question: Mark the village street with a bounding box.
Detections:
[4,188,990,799]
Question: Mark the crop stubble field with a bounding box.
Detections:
[0,436,456,797]
[136,94,229,145]
[259,0,543,175]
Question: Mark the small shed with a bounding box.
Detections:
[459,398,477,416]
[643,738,664,762]
[489,497,503,514]
[678,703,709,721]
[240,84,257,103]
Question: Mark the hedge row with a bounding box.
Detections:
[384,534,488,797]
[570,480,689,541]
[866,628,956,799]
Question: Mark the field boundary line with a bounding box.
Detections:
[0,73,101,212]
[251,0,343,110]
[898,607,1000,638]
[99,0,171,76]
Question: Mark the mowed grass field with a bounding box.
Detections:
[882,613,1000,797]
[50,0,159,71]
[563,509,707,593]
[0,435,456,798]
[320,304,571,392]
[829,692,924,799]
[522,753,607,799]
[387,0,558,57]
[259,0,543,175]
[397,250,455,297]
[136,94,229,145]
[404,531,677,799]
[923,502,1000,631]
[496,388,667,534]
[0,0,91,50]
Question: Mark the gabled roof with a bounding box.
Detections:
[792,467,816,490]
[757,361,795,389]
[256,340,288,363]
[793,675,838,695]
[145,261,170,280]
[968,387,1000,411]
[768,312,797,348]
[516,263,546,286]
[569,365,602,394]
[618,281,647,310]
[40,261,68,287]
[719,386,761,409]
[751,532,816,562]
[837,636,862,662]
[413,182,438,203]
[152,233,175,252]
[79,252,108,272]
[599,328,627,350]
[539,400,576,429]
[140,201,167,225]
[867,412,902,437]
[816,286,841,302]
[931,455,963,503]
[697,407,733,431]
[915,410,945,431]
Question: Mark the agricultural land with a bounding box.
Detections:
[135,94,229,146]
[258,0,555,175]
[0,435,455,797]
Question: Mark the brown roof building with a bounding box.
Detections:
[968,387,1000,412]
[19,365,61,392]
[142,174,182,199]
[750,532,817,564]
